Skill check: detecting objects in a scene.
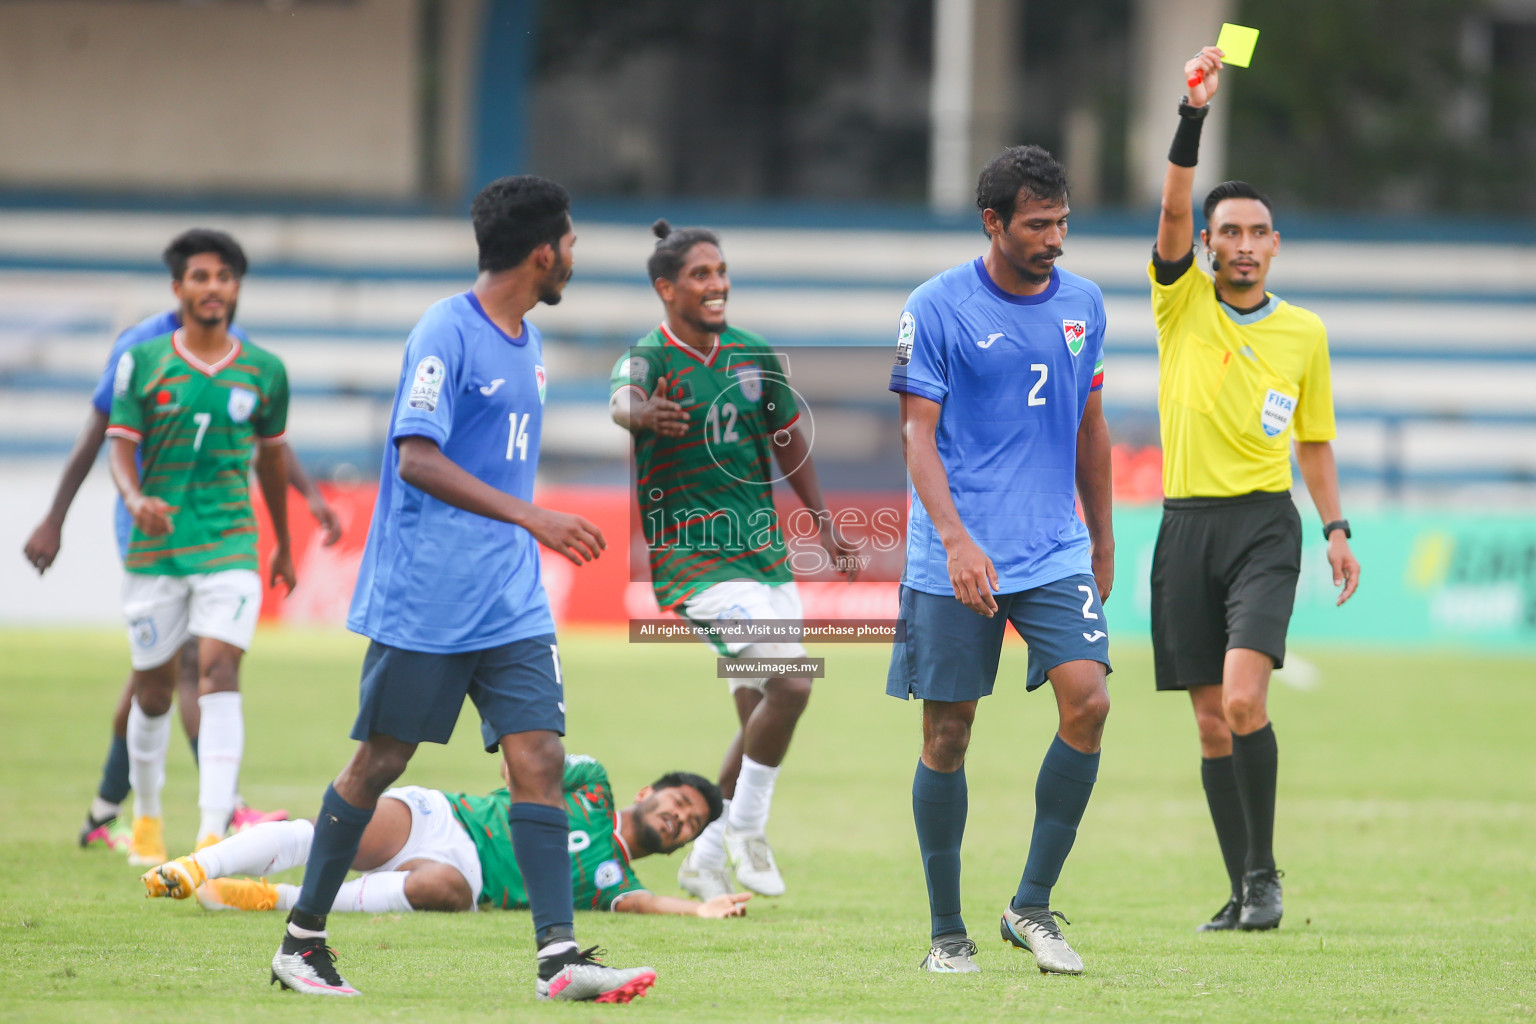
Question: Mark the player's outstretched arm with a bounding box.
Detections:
[107,435,172,537]
[900,393,998,617]
[773,426,859,579]
[23,407,109,574]
[611,376,688,436]
[396,436,605,565]
[255,442,297,593]
[1075,390,1115,603]
[612,891,751,917]
[1157,45,1224,263]
[1294,440,1361,606]
[284,448,342,546]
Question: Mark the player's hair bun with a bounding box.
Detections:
[651,219,673,241]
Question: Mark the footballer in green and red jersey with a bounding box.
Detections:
[179,755,749,920]
[609,223,858,906]
[104,229,297,860]
[610,322,801,609]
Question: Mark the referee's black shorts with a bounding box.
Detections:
[1151,490,1302,691]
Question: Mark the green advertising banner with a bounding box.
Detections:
[1108,507,1536,650]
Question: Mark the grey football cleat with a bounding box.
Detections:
[723,827,785,896]
[921,933,981,973]
[1000,905,1084,975]
[536,946,656,1003]
[1239,868,1283,931]
[677,847,734,901]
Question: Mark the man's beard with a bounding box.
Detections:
[538,256,573,306]
[1014,247,1062,286]
[683,309,727,335]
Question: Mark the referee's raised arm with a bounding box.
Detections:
[1157,45,1224,263]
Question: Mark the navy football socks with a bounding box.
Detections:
[913,760,968,940]
[294,784,375,924]
[1012,735,1099,911]
[510,802,576,948]
[98,734,131,805]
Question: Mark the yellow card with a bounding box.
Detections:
[1216,23,1260,67]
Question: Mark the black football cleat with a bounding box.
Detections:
[1195,895,1241,932]
[1239,868,1284,931]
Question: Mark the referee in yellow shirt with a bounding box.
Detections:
[1151,45,1361,933]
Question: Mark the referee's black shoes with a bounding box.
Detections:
[1239,868,1284,930]
[1195,896,1241,932]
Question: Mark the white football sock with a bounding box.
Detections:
[90,796,120,821]
[727,756,779,833]
[275,883,299,912]
[333,872,414,913]
[196,691,244,839]
[194,819,314,880]
[690,798,731,868]
[127,699,171,820]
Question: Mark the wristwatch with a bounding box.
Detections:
[1322,519,1351,541]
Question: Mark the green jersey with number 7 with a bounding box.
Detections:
[106,329,290,576]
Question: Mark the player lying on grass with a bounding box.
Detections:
[143,754,751,919]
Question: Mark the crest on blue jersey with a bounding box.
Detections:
[1062,320,1087,357]
[535,365,547,405]
[729,363,763,403]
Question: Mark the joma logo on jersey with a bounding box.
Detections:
[1062,320,1087,356]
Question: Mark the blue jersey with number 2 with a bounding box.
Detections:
[349,292,553,653]
[889,259,1106,596]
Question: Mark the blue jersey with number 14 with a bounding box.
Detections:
[889,259,1106,597]
[348,292,553,654]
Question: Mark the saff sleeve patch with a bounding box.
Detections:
[895,311,915,366]
[113,351,134,397]
[408,355,446,411]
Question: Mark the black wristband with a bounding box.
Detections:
[1168,100,1208,167]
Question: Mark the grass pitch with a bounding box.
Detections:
[1,627,1533,1023]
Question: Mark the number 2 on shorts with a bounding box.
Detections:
[1077,584,1099,620]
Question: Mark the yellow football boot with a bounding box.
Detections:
[141,855,207,899]
[196,877,279,912]
[125,816,167,867]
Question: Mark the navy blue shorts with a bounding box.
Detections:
[351,634,565,752]
[886,574,1111,702]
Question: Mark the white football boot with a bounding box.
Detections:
[723,827,785,896]
[677,846,735,901]
[921,934,981,973]
[1000,905,1084,974]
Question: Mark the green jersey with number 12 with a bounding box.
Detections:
[609,325,799,608]
[106,330,289,576]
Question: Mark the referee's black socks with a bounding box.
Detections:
[1230,724,1279,873]
[1200,755,1247,899]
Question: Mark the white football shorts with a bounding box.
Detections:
[678,580,807,693]
[377,786,484,907]
[121,569,263,670]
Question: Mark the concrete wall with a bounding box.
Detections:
[0,0,424,198]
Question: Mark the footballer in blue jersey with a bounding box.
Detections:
[886,147,1115,977]
[21,262,338,856]
[266,177,656,1005]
